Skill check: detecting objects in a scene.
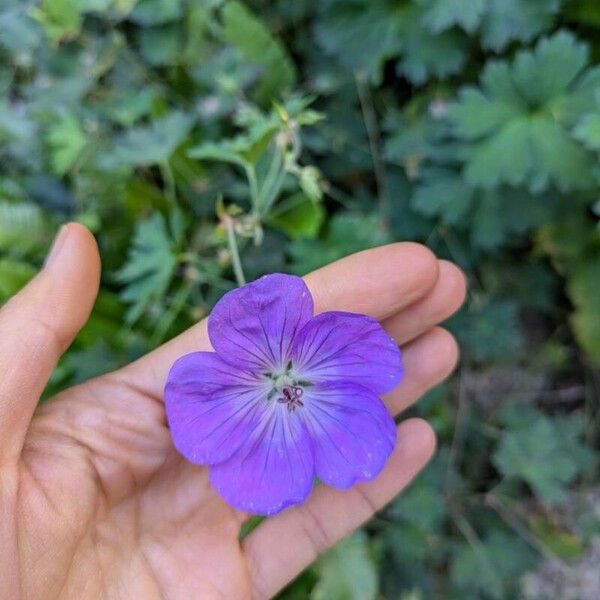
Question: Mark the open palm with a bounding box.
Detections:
[0,224,466,599]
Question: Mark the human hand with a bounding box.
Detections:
[0,224,466,599]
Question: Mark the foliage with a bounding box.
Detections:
[1,0,599,598]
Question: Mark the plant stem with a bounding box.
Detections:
[150,279,194,347]
[354,70,389,227]
[224,217,246,287]
[259,147,285,217]
[245,164,261,216]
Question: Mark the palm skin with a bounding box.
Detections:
[0,224,466,599]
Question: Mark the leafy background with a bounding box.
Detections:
[1,0,600,598]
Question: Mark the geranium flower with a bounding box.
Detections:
[164,273,403,515]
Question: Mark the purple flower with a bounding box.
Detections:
[164,274,403,515]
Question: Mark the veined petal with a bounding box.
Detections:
[291,311,403,395]
[301,381,396,489]
[209,406,315,516]
[164,352,269,465]
[208,273,313,371]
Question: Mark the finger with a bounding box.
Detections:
[305,242,439,319]
[385,326,459,415]
[0,223,100,461]
[243,418,436,599]
[118,242,439,397]
[383,260,467,345]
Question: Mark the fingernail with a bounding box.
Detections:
[44,225,70,269]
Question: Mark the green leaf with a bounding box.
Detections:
[411,173,474,225]
[314,1,400,83]
[315,1,467,85]
[480,0,562,51]
[312,531,378,600]
[0,201,45,254]
[115,112,194,167]
[568,254,600,362]
[289,212,390,274]
[221,0,296,103]
[32,0,84,44]
[188,117,278,167]
[268,193,325,240]
[494,411,595,502]
[419,0,485,33]
[396,9,466,85]
[0,258,36,301]
[449,32,597,192]
[573,112,600,151]
[137,24,182,66]
[115,212,180,323]
[470,187,551,249]
[129,0,183,25]
[451,530,536,599]
[448,299,523,362]
[46,115,87,176]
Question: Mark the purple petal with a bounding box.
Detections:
[164,352,270,465]
[301,381,396,489]
[291,311,403,395]
[208,273,313,371]
[209,408,315,515]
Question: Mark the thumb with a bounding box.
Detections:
[0,223,100,462]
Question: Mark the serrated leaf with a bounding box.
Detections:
[449,31,597,192]
[115,212,179,323]
[411,174,474,224]
[115,112,193,167]
[494,412,594,502]
[451,530,536,599]
[0,201,44,254]
[46,115,87,176]
[395,9,467,85]
[221,0,296,103]
[480,0,562,52]
[315,1,467,85]
[448,299,523,362]
[470,188,549,249]
[573,112,600,151]
[311,531,378,600]
[314,1,400,83]
[419,0,485,34]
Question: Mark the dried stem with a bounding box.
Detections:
[355,69,389,227]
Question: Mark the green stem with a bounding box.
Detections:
[259,147,285,217]
[225,217,246,287]
[245,164,261,216]
[150,279,194,347]
[354,70,389,227]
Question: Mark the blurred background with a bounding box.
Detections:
[1,0,600,598]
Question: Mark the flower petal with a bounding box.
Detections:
[301,381,396,489]
[209,407,315,515]
[208,273,314,371]
[291,311,403,394]
[164,352,270,465]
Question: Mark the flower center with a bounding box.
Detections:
[264,361,311,412]
[277,385,304,412]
